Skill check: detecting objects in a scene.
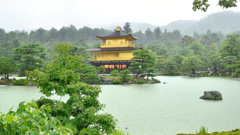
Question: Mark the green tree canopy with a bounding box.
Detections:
[120,69,132,83]
[0,57,16,80]
[28,43,116,134]
[130,49,156,78]
[181,54,202,74]
[13,43,46,76]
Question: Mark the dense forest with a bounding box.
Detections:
[0,12,240,78]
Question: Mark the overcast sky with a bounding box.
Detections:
[0,0,240,32]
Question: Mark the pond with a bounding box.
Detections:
[1,76,240,135]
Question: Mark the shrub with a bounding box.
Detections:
[113,79,121,84]
[137,79,145,84]
[111,127,130,135]
[0,80,8,85]
[120,69,132,83]
[196,126,208,134]
[234,69,240,77]
[10,79,29,85]
[111,69,119,76]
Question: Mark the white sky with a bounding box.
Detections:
[0,0,240,32]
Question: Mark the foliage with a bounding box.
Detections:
[0,101,72,135]
[28,43,117,134]
[163,59,178,75]
[219,34,240,58]
[113,80,121,84]
[192,0,237,12]
[97,66,106,75]
[9,79,29,85]
[0,57,16,80]
[196,126,208,134]
[13,43,46,76]
[78,64,99,83]
[181,54,202,75]
[234,69,240,77]
[0,80,8,85]
[111,127,130,135]
[123,22,132,34]
[137,79,145,84]
[119,69,132,83]
[130,50,156,78]
[145,68,156,79]
[110,69,119,76]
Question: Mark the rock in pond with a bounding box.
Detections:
[200,91,222,100]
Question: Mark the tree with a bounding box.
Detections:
[181,54,202,74]
[0,57,16,80]
[28,43,116,134]
[0,42,14,58]
[179,35,195,48]
[13,43,46,76]
[123,22,132,34]
[120,69,132,83]
[0,101,72,134]
[110,69,119,76]
[208,53,222,73]
[222,56,237,75]
[145,68,156,79]
[97,66,106,75]
[219,34,240,58]
[189,42,205,56]
[153,27,161,40]
[130,49,156,78]
[163,59,178,75]
[192,0,237,12]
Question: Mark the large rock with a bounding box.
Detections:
[200,91,222,100]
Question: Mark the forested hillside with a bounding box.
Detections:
[161,11,240,35]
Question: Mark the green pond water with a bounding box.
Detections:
[0,76,240,135]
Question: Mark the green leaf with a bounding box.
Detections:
[52,118,57,125]
[27,120,33,127]
[50,131,57,135]
[19,101,25,108]
[37,118,45,124]
[31,102,38,108]
[19,126,28,132]
[45,124,50,133]
[6,115,12,124]
[29,130,35,135]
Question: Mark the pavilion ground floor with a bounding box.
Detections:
[89,60,137,74]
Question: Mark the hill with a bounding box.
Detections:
[161,11,240,35]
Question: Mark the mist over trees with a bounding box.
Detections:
[1,11,240,77]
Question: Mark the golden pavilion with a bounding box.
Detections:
[87,26,141,73]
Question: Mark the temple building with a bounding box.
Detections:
[87,26,141,73]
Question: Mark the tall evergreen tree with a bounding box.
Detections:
[13,43,46,76]
[123,22,132,34]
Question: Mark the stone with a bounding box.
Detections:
[200,91,222,100]
[27,81,36,86]
[13,78,16,80]
[152,78,161,83]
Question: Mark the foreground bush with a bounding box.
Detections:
[0,101,72,134]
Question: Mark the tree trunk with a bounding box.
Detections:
[135,71,141,78]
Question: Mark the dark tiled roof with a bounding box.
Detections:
[96,31,138,41]
[87,47,142,52]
